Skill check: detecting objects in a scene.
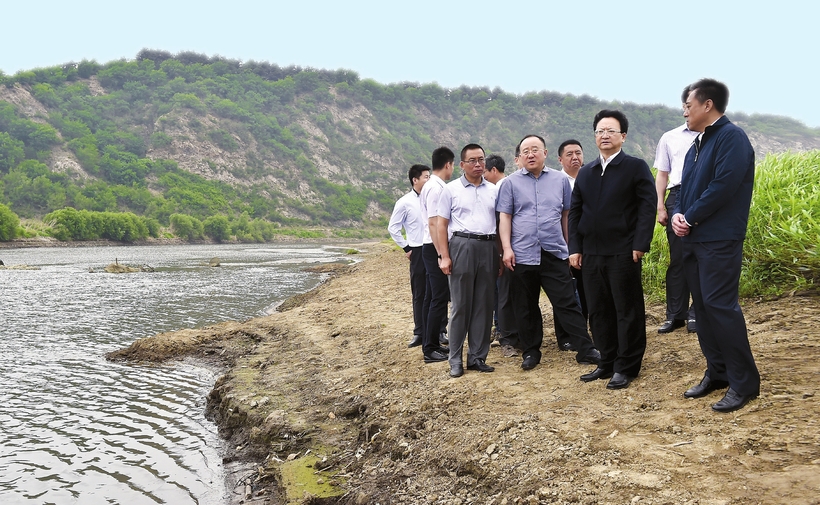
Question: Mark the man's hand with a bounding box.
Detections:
[671,213,690,237]
[569,253,582,269]
[405,250,412,260]
[657,207,668,226]
[632,250,645,263]
[439,256,452,275]
[502,249,516,271]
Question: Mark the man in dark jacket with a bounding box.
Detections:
[672,78,760,413]
[568,110,656,390]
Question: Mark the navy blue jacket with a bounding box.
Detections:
[569,150,657,256]
[674,116,755,242]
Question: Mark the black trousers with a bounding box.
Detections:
[683,239,760,396]
[582,253,646,377]
[408,246,426,337]
[422,243,449,356]
[664,187,695,321]
[554,265,587,346]
[510,251,595,363]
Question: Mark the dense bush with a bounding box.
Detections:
[44,207,154,242]
[203,214,231,242]
[0,202,19,241]
[169,213,204,240]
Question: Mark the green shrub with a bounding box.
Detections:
[0,203,19,241]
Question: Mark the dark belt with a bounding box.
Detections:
[667,185,681,193]
[453,231,497,241]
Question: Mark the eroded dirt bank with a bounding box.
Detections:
[109,242,820,505]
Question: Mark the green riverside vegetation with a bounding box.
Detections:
[1,50,818,296]
[641,151,820,299]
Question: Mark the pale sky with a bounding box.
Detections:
[2,0,817,127]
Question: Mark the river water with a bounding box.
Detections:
[0,243,355,505]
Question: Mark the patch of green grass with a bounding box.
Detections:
[642,150,820,301]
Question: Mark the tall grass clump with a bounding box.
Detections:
[742,151,820,296]
[642,150,820,301]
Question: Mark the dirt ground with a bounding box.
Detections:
[108,241,820,505]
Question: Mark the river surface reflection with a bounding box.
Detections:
[0,243,354,504]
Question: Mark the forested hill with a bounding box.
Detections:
[2,50,819,228]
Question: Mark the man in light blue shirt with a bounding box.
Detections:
[497,135,600,371]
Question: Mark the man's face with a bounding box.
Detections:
[594,117,625,155]
[412,170,430,193]
[558,144,583,173]
[518,137,547,174]
[460,148,486,182]
[683,90,710,132]
[483,166,502,184]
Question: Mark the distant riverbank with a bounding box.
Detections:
[0,235,374,250]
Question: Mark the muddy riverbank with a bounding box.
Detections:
[109,242,820,505]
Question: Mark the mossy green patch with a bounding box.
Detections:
[279,454,345,504]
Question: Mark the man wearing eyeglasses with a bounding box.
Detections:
[672,79,759,413]
[497,135,601,372]
[568,111,656,390]
[436,144,499,378]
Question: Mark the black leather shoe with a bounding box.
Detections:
[658,319,685,333]
[686,319,697,333]
[467,359,495,373]
[577,348,601,365]
[580,367,613,382]
[712,388,757,413]
[558,342,577,352]
[439,332,449,346]
[449,363,464,378]
[606,372,633,389]
[683,374,729,398]
[423,350,447,363]
[521,355,539,370]
[408,334,422,348]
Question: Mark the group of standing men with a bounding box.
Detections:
[389,78,760,412]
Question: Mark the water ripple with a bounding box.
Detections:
[0,243,351,504]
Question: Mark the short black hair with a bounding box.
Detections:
[460,143,485,161]
[593,109,629,134]
[485,154,506,173]
[517,134,546,151]
[431,146,455,170]
[557,139,583,157]
[680,84,691,104]
[408,164,430,185]
[689,78,729,113]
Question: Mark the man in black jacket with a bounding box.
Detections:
[672,78,760,413]
[568,110,656,390]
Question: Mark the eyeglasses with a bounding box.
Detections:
[462,157,485,166]
[519,148,544,157]
[594,129,623,137]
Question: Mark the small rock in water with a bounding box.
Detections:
[209,257,221,267]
